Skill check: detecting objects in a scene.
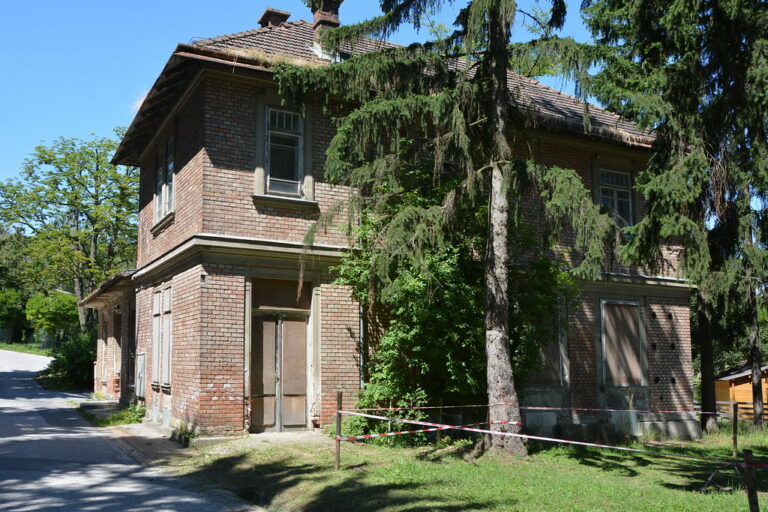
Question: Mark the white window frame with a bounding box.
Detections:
[154,138,175,223]
[266,108,304,197]
[598,168,634,226]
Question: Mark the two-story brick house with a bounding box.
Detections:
[81,3,699,439]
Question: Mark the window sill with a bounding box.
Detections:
[150,211,175,236]
[252,194,319,210]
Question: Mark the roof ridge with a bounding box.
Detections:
[193,19,311,47]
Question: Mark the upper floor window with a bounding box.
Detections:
[598,169,633,226]
[154,138,175,222]
[266,108,303,196]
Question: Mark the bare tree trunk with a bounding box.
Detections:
[482,7,526,456]
[746,284,764,426]
[73,276,87,331]
[696,292,718,432]
[743,217,764,426]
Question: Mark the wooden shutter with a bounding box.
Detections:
[603,302,644,386]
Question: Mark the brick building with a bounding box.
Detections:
[81,3,699,439]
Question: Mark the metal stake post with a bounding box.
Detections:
[335,391,342,470]
[733,403,739,458]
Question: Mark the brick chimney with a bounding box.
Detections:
[311,0,342,35]
[258,8,291,28]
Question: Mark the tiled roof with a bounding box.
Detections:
[193,19,652,146]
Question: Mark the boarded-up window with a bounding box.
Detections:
[151,286,173,386]
[529,337,563,386]
[151,291,161,383]
[602,302,644,386]
[135,353,146,399]
[114,313,122,375]
[161,288,172,386]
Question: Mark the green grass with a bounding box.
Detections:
[80,404,146,427]
[171,429,768,511]
[0,341,52,357]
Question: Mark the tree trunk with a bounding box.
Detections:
[746,284,763,426]
[73,276,87,331]
[482,8,526,456]
[696,293,718,432]
[743,213,764,426]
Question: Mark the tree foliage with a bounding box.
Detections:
[282,0,616,454]
[584,0,768,424]
[0,129,138,329]
[25,291,79,334]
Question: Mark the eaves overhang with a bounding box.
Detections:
[79,270,136,308]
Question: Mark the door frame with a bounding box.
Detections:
[250,308,311,432]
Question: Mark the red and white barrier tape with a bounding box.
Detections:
[335,419,519,441]
[339,410,735,466]
[351,403,718,416]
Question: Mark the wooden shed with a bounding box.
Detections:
[715,363,768,404]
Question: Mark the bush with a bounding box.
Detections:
[38,330,96,389]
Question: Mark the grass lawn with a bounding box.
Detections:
[171,428,768,511]
[79,404,146,427]
[0,341,52,357]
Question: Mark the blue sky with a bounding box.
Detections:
[0,1,590,181]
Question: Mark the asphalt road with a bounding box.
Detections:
[0,349,252,512]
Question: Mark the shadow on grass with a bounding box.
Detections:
[529,440,768,494]
[183,452,502,511]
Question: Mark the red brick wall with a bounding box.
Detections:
[93,297,133,401]
[167,263,204,428]
[201,76,350,247]
[646,296,694,411]
[195,262,247,434]
[563,291,693,413]
[567,293,600,409]
[319,283,360,424]
[137,85,206,267]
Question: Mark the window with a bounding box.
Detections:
[154,138,175,222]
[602,301,645,387]
[266,109,303,196]
[114,313,122,376]
[529,299,569,387]
[151,286,173,387]
[598,169,633,226]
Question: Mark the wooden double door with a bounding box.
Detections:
[250,312,308,431]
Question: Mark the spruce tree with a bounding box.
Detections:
[281,0,616,454]
[584,0,768,425]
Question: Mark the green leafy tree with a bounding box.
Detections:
[0,289,25,342]
[0,129,138,329]
[281,0,615,455]
[0,227,30,292]
[25,291,79,350]
[584,0,768,425]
